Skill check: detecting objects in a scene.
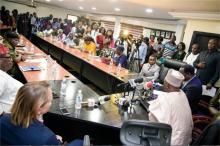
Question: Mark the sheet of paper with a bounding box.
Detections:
[202,85,217,97]
[24,58,46,63]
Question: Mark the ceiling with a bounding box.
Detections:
[5,0,220,22]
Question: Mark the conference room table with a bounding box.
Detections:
[31,34,138,94]
[7,35,148,145]
[11,35,75,82]
[43,80,148,145]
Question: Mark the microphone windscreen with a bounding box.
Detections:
[144,81,153,90]
[134,77,143,83]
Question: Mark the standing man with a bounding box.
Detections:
[183,43,200,66]
[193,39,220,89]
[162,35,177,58]
[149,69,193,145]
[129,37,148,73]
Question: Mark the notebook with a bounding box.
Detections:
[19,66,41,72]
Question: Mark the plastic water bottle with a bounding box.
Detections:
[75,90,83,109]
[116,63,122,75]
[59,77,69,108]
[60,77,68,97]
[108,58,113,71]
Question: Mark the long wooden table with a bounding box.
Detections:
[12,35,75,82]
[31,35,138,93]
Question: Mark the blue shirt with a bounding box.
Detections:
[113,54,127,68]
[0,114,60,145]
[134,42,148,64]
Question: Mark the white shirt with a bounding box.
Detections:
[140,63,160,81]
[31,16,36,25]
[183,53,199,66]
[43,29,53,36]
[0,70,23,113]
[91,29,99,44]
[149,90,193,145]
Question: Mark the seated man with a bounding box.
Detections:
[113,45,127,68]
[0,55,23,113]
[139,54,160,81]
[149,69,193,145]
[179,65,202,114]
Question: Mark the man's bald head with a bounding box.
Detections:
[208,39,218,51]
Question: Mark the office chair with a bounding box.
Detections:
[120,120,172,146]
[191,115,213,144]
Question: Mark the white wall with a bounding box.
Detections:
[0,0,85,19]
[183,19,220,52]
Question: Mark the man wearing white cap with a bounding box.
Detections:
[148,69,193,145]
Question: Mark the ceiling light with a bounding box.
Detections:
[92,7,96,10]
[45,0,50,2]
[114,8,120,11]
[145,8,153,13]
[79,6,84,10]
[58,0,63,1]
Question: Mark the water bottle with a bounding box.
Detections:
[109,58,113,66]
[75,90,83,109]
[60,77,68,97]
[116,63,122,75]
[59,77,69,108]
[108,58,113,71]
[51,61,58,80]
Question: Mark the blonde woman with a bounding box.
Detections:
[0,81,82,145]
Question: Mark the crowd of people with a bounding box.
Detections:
[1,6,220,145]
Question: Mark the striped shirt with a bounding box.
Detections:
[163,41,177,58]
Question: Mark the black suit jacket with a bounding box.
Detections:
[182,76,202,114]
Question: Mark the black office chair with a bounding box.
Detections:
[120,120,172,146]
[163,58,187,70]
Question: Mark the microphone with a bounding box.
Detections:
[96,96,111,105]
[116,77,143,89]
[82,96,111,107]
[144,81,153,90]
[128,77,144,87]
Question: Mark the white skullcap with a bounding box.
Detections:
[165,69,185,88]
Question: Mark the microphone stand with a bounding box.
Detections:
[128,87,136,113]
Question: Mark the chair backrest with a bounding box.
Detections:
[163,58,187,70]
[120,120,172,146]
[157,65,169,84]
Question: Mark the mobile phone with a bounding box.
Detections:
[60,108,70,115]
